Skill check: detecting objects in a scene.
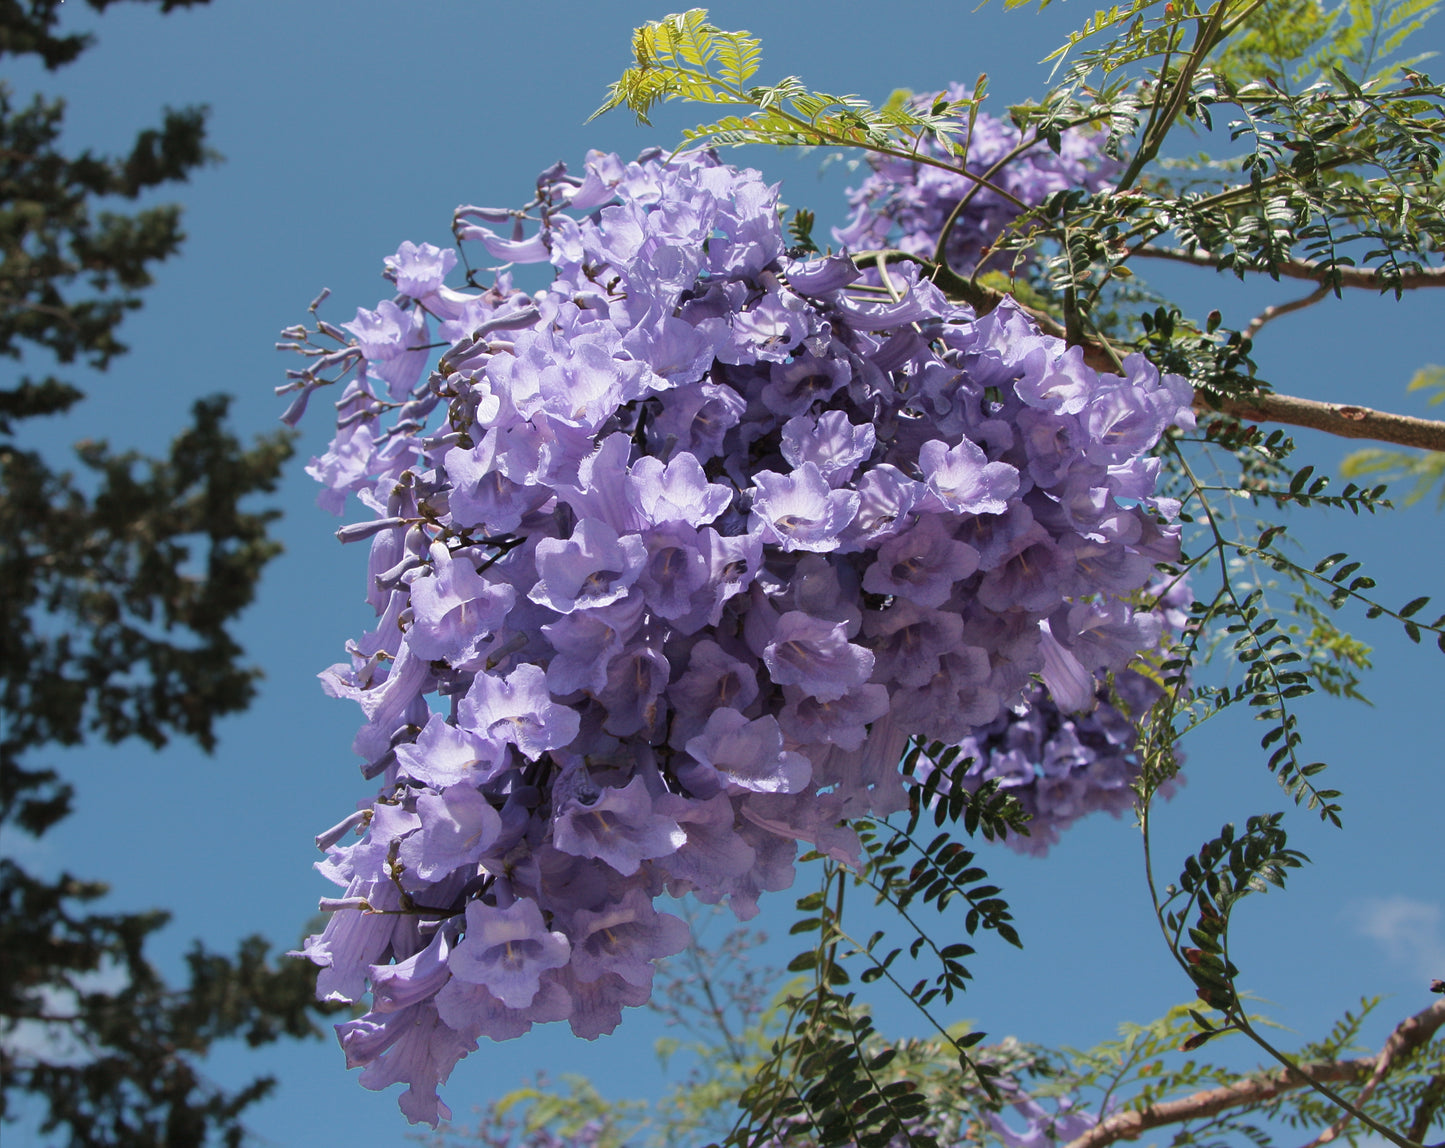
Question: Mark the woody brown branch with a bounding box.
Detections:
[1301,996,1445,1148]
[1203,391,1445,453]
[1134,246,1445,292]
[1062,1000,1445,1148]
[846,251,1445,453]
[916,257,1445,454]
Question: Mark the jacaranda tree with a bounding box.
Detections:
[282,2,1444,1145]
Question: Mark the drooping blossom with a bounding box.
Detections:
[285,137,1189,1122]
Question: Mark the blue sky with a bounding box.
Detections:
[6,1,1444,1144]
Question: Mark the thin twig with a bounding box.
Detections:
[660,66,1031,210]
[1114,0,1237,193]
[0,295,83,327]
[934,132,1040,270]
[1243,286,1330,341]
[1063,1000,1445,1148]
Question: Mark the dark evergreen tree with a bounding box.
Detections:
[0,3,332,1144]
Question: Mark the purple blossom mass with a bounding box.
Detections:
[283,130,1190,1121]
[834,84,1120,277]
[912,577,1192,856]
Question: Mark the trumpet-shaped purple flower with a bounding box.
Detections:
[596,642,670,738]
[407,543,517,665]
[387,240,458,300]
[458,662,580,761]
[1037,622,1098,714]
[862,513,980,607]
[344,300,429,398]
[398,785,503,882]
[553,774,686,875]
[635,524,711,620]
[990,1096,1101,1148]
[865,599,968,690]
[627,453,733,526]
[567,887,691,987]
[918,437,1020,517]
[622,311,725,386]
[1084,356,1196,465]
[369,927,456,1014]
[781,410,876,488]
[298,881,404,1005]
[338,999,475,1126]
[668,639,759,744]
[762,611,874,702]
[761,353,850,417]
[530,519,647,615]
[730,288,814,362]
[556,967,653,1040]
[655,792,758,901]
[512,330,632,433]
[779,682,890,750]
[396,713,502,789]
[448,900,570,1009]
[750,464,859,552]
[541,595,644,695]
[443,435,551,534]
[433,973,572,1044]
[686,709,812,795]
[649,381,746,460]
[306,419,376,516]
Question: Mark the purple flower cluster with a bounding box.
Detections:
[988,1093,1100,1148]
[734,1093,1098,1148]
[835,85,1119,276]
[912,576,1191,856]
[284,146,1191,1122]
[914,664,1173,857]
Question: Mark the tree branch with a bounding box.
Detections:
[1243,286,1330,341]
[1134,246,1445,292]
[1203,390,1445,453]
[847,250,1445,453]
[1063,1000,1445,1148]
[1299,1000,1445,1148]
[1408,1074,1445,1143]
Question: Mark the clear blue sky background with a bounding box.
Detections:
[6,2,1444,1145]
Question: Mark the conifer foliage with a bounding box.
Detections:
[0,3,326,1145]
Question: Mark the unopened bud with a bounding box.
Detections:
[360,749,396,781]
[422,430,467,451]
[315,347,362,372]
[315,809,369,851]
[473,306,541,338]
[280,387,315,427]
[454,205,517,223]
[336,517,408,544]
[336,405,381,430]
[318,896,371,912]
